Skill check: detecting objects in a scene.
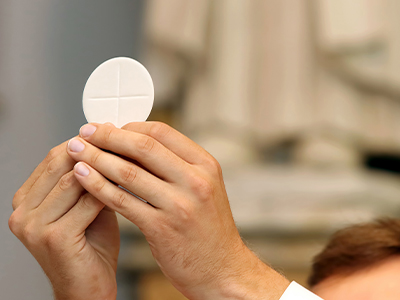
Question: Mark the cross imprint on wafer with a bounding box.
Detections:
[83,57,154,128]
[87,64,151,126]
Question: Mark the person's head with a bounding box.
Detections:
[308,219,400,300]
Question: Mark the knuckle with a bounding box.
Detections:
[90,151,102,166]
[8,211,22,236]
[102,126,115,144]
[45,157,60,176]
[205,156,223,177]
[119,165,138,184]
[78,193,95,210]
[149,122,171,140]
[12,189,24,210]
[58,172,75,192]
[137,135,156,154]
[23,222,40,247]
[173,201,194,223]
[111,190,128,210]
[46,147,59,162]
[92,179,106,194]
[189,175,214,201]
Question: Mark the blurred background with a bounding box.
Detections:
[2,0,400,299]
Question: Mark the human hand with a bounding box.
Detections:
[9,141,120,300]
[67,122,289,300]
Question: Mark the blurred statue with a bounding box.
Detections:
[143,0,400,168]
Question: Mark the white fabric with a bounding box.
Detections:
[279,282,323,300]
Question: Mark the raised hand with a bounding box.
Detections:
[67,122,289,300]
[9,141,120,300]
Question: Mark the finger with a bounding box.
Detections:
[122,122,211,165]
[18,142,69,195]
[35,171,85,224]
[13,141,71,210]
[76,124,192,183]
[73,162,157,228]
[57,192,105,234]
[18,144,76,211]
[83,122,208,165]
[67,138,171,208]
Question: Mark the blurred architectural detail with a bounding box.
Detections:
[116,0,400,297]
[144,0,400,168]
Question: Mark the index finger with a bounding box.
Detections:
[120,122,210,165]
[13,140,71,210]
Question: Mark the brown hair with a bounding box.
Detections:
[308,218,400,287]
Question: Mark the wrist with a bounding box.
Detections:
[204,246,290,300]
[54,291,117,300]
[52,282,117,300]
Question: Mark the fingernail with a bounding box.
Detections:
[68,139,85,152]
[75,162,90,176]
[80,124,97,138]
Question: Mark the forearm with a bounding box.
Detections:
[190,245,290,300]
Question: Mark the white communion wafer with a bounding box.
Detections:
[82,57,154,128]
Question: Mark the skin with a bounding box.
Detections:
[10,122,289,300]
[9,141,120,300]
[312,256,400,300]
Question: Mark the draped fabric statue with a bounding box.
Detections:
[143,0,400,168]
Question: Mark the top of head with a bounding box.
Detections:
[82,57,154,128]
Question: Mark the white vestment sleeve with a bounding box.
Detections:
[279,282,323,300]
